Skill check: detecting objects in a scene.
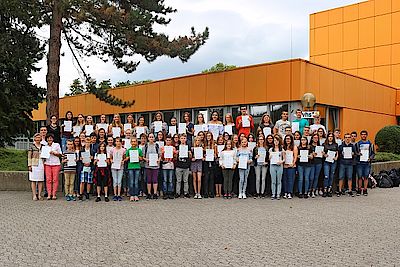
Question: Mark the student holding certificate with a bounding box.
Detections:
[224,113,236,136]
[46,115,62,145]
[43,133,62,200]
[292,109,309,136]
[183,112,195,147]
[175,134,192,198]
[338,133,356,197]
[310,133,324,198]
[195,113,208,136]
[136,116,149,139]
[150,111,168,136]
[79,136,95,200]
[214,136,225,197]
[283,134,298,199]
[61,111,74,152]
[124,114,137,138]
[203,132,218,198]
[356,130,375,196]
[256,113,274,139]
[160,136,177,199]
[208,111,224,141]
[95,114,109,135]
[191,137,204,199]
[168,117,178,136]
[253,135,269,198]
[108,113,124,138]
[83,115,95,137]
[268,135,285,200]
[274,111,291,138]
[110,137,126,201]
[125,137,143,202]
[28,133,45,201]
[219,140,237,199]
[297,137,313,199]
[236,137,253,199]
[142,133,161,200]
[322,132,339,197]
[235,106,254,137]
[62,140,78,201]
[93,143,111,202]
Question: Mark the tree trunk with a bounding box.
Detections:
[46,0,63,123]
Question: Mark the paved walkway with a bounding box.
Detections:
[1,189,400,266]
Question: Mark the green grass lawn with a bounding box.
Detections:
[0,148,27,171]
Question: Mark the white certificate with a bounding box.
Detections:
[136,127,145,138]
[123,139,131,149]
[81,151,91,164]
[179,145,188,158]
[326,150,336,163]
[106,146,113,158]
[156,141,165,148]
[238,155,248,169]
[300,150,309,162]
[96,123,108,131]
[336,139,342,146]
[270,152,279,165]
[242,116,250,128]
[285,151,293,164]
[360,150,369,162]
[315,146,324,158]
[224,125,233,135]
[64,121,72,132]
[206,149,215,162]
[97,154,107,167]
[294,140,300,147]
[202,124,209,132]
[224,154,234,169]
[263,127,271,137]
[148,153,158,167]
[194,125,203,136]
[178,123,186,134]
[85,125,94,136]
[129,150,139,163]
[66,154,76,166]
[73,126,81,137]
[194,147,203,160]
[292,121,300,133]
[112,127,121,137]
[124,123,132,132]
[168,126,176,136]
[248,142,256,151]
[164,146,173,159]
[40,146,51,159]
[154,121,163,133]
[257,148,266,164]
[343,147,352,159]
[210,128,219,140]
[111,159,122,169]
[217,145,224,157]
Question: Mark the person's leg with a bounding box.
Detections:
[276,166,283,198]
[238,170,244,196]
[203,166,209,196]
[304,166,311,196]
[270,165,277,197]
[282,168,288,195]
[261,166,267,195]
[255,166,261,194]
[328,162,336,192]
[37,182,43,198]
[364,165,371,191]
[44,165,52,198]
[152,169,158,195]
[209,167,215,197]
[297,165,304,195]
[31,182,37,199]
[323,163,330,190]
[64,172,70,196]
[228,169,234,195]
[192,172,197,194]
[288,167,295,195]
[197,172,202,196]
[347,165,353,194]
[175,168,182,196]
[222,169,228,195]
[313,164,322,192]
[128,170,134,196]
[162,169,168,194]
[183,168,189,195]
[133,169,140,197]
[338,164,345,194]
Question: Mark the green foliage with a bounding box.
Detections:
[114,80,153,87]
[0,0,45,146]
[0,148,27,171]
[202,63,237,73]
[65,78,87,96]
[375,125,400,154]
[374,152,400,162]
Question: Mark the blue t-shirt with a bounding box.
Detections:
[293,118,309,135]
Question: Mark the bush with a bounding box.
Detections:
[374,152,400,162]
[375,125,400,154]
[0,148,27,171]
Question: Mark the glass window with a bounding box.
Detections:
[270,103,289,124]
[230,106,241,124]
[163,111,175,125]
[327,107,339,132]
[250,105,269,127]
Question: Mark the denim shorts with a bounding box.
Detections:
[339,164,353,180]
[357,164,371,179]
[80,171,93,184]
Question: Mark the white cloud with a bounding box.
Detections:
[31,0,361,96]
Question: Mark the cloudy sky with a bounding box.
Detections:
[31,0,360,96]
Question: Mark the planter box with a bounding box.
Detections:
[372,161,400,174]
[0,171,63,192]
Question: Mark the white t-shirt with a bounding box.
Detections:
[310,124,326,134]
[275,120,291,137]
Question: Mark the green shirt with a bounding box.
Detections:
[293,118,309,135]
[125,147,143,169]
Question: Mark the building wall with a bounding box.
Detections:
[310,0,400,88]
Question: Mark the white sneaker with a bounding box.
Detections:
[288,193,293,199]
[283,193,287,199]
[311,192,315,198]
[197,194,202,199]
[194,194,198,199]
[238,193,243,199]
[242,193,247,199]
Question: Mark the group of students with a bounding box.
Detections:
[27,107,375,202]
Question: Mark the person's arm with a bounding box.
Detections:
[370,143,376,161]
[250,116,255,130]
[235,116,241,131]
[27,147,33,171]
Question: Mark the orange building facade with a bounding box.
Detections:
[32,59,399,139]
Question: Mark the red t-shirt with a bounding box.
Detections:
[235,115,254,137]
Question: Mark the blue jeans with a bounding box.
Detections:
[239,169,250,194]
[270,164,283,196]
[311,163,322,190]
[283,167,296,194]
[128,169,140,196]
[323,162,336,188]
[339,164,353,180]
[297,165,312,194]
[162,169,174,193]
[357,164,371,179]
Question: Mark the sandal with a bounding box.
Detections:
[33,196,38,201]
[52,196,57,200]
[47,196,51,200]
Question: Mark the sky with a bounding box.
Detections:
[31,0,361,96]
